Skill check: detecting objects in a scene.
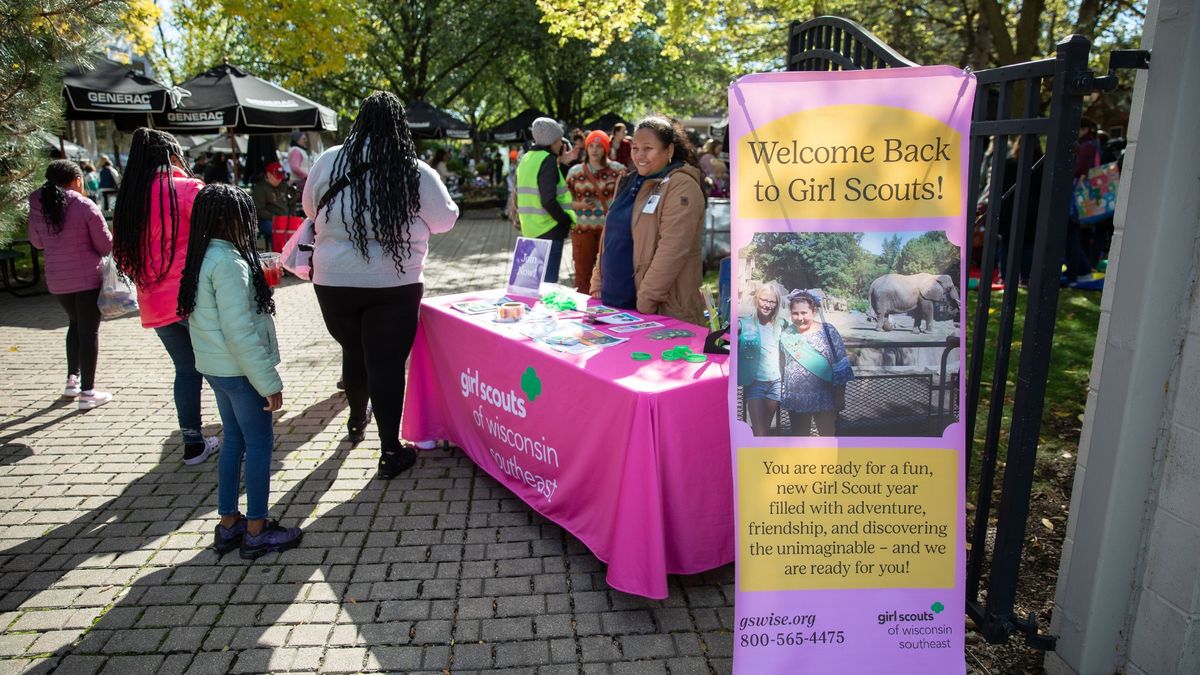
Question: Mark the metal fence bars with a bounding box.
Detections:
[959,37,1097,651]
[786,16,918,71]
[838,337,959,437]
[784,17,1102,650]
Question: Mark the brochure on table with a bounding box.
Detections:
[451,238,675,354]
[450,291,636,354]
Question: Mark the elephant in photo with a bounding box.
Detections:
[867,273,960,333]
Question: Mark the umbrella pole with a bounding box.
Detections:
[58,136,66,157]
[229,130,240,185]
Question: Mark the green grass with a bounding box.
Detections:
[966,287,1102,496]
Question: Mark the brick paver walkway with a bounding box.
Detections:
[0,213,734,675]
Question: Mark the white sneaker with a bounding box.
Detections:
[63,375,81,398]
[183,436,221,465]
[77,390,112,410]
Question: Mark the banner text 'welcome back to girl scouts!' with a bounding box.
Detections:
[729,66,975,674]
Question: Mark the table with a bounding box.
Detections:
[0,240,44,296]
[401,291,734,598]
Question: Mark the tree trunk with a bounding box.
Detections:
[977,0,1016,65]
[978,0,1046,66]
[970,2,992,70]
[1014,0,1047,63]
[1075,0,1103,39]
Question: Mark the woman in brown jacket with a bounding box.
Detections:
[589,115,706,326]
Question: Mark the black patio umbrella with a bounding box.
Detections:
[583,112,633,133]
[152,64,336,183]
[151,64,337,135]
[405,100,473,140]
[480,108,549,144]
[62,58,183,131]
[37,131,88,160]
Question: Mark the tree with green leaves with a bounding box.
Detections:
[168,0,732,129]
[0,0,159,243]
[895,231,959,276]
[746,232,864,297]
[496,21,732,126]
[170,0,540,117]
[878,233,903,272]
[169,0,369,108]
[537,0,1144,70]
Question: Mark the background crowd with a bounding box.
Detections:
[24,92,732,562]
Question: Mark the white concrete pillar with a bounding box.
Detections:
[1045,1,1200,673]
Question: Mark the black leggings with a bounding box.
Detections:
[55,288,102,391]
[314,283,423,453]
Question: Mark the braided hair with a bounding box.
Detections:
[325,91,422,272]
[635,114,700,168]
[176,184,275,319]
[39,160,83,234]
[112,128,194,287]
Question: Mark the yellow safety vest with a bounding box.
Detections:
[516,149,576,238]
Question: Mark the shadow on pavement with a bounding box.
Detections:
[0,443,33,469]
[24,437,405,673]
[0,395,346,617]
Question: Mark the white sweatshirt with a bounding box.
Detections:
[302,144,459,288]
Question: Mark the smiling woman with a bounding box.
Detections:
[590,114,707,325]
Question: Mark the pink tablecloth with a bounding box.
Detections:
[401,291,734,598]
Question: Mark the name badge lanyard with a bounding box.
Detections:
[642,176,669,215]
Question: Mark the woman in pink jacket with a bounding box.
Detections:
[28,160,114,409]
[113,128,219,465]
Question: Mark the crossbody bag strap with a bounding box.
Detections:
[303,163,372,276]
[318,163,371,215]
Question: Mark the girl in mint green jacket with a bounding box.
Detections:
[176,184,301,560]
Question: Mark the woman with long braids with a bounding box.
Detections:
[28,160,114,408]
[112,128,219,465]
[176,184,300,559]
[303,91,459,479]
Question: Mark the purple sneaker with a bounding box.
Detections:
[213,519,246,556]
[239,520,303,560]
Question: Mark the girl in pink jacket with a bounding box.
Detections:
[28,160,114,409]
[112,129,219,465]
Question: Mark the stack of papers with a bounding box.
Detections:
[539,321,628,354]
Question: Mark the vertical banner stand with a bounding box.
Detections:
[728,67,976,674]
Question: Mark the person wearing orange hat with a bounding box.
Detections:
[565,130,626,294]
[251,162,291,248]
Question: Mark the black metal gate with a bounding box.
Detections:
[783,16,1126,650]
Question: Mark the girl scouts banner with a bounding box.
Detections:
[728,66,975,674]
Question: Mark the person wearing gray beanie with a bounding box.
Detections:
[514,117,577,284]
[530,117,564,147]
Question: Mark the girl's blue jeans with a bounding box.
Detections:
[205,374,273,520]
[153,321,204,446]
